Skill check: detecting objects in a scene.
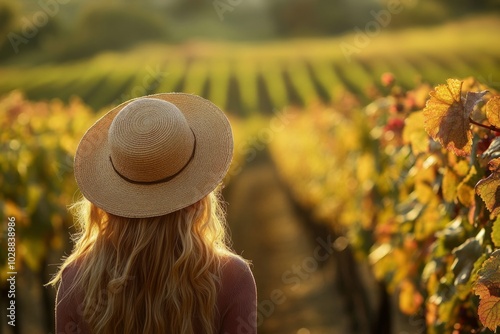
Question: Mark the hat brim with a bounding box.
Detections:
[74,93,233,218]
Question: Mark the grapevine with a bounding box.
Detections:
[270,76,500,332]
[0,91,96,279]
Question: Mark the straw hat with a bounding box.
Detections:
[74,93,233,218]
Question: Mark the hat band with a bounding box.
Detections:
[109,135,197,185]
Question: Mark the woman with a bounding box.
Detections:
[50,94,257,333]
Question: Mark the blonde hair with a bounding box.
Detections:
[50,190,234,333]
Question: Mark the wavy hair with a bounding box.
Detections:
[50,190,234,333]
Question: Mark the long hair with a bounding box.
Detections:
[50,190,234,333]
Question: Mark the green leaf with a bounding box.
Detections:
[451,237,483,286]
[456,253,488,298]
[436,216,466,250]
[473,250,500,331]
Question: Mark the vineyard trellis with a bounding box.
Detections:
[3,19,500,333]
[269,77,500,333]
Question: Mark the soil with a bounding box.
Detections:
[225,152,351,334]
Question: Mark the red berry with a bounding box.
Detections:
[385,118,405,132]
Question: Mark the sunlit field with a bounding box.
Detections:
[1,16,500,113]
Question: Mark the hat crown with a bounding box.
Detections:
[108,98,195,183]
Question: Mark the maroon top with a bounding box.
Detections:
[55,255,257,334]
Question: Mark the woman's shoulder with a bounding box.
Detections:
[220,253,253,282]
[57,260,85,302]
[59,261,82,286]
[218,253,256,304]
[217,253,257,330]
[62,261,80,276]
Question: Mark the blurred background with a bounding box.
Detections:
[1,0,500,333]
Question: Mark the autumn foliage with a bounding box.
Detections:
[3,76,500,332]
[423,78,500,331]
[0,91,96,280]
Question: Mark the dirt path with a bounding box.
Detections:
[225,152,350,334]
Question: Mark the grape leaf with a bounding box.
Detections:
[474,250,500,331]
[402,111,429,155]
[464,90,488,118]
[491,215,500,248]
[486,96,500,128]
[457,183,475,207]
[423,79,487,156]
[436,216,466,250]
[451,237,483,286]
[399,279,423,315]
[476,160,500,217]
[454,159,471,177]
[489,158,500,172]
[442,167,459,203]
[476,174,500,217]
[457,166,478,207]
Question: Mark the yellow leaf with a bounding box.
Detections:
[476,172,500,217]
[486,96,500,128]
[399,280,424,315]
[474,250,500,331]
[442,167,458,203]
[489,158,500,172]
[19,239,45,271]
[423,79,487,156]
[27,184,43,214]
[357,153,375,183]
[4,200,25,219]
[453,159,471,177]
[402,111,429,155]
[415,200,446,240]
[423,79,468,156]
[457,183,475,207]
[457,166,478,207]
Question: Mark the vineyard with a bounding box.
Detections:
[269,77,500,332]
[1,17,500,115]
[3,16,500,334]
